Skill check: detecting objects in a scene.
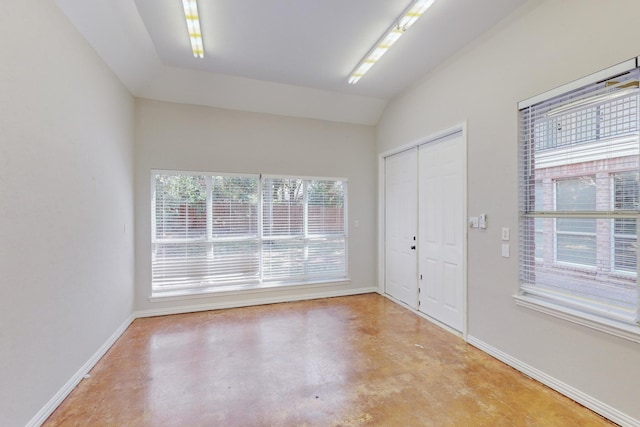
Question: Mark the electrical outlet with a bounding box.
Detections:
[501,227,510,241]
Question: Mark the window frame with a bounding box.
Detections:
[150,170,349,297]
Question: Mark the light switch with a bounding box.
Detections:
[501,243,510,258]
[469,217,479,228]
[354,219,360,229]
[479,214,487,229]
[501,227,510,241]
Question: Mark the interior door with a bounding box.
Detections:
[385,148,418,308]
[418,132,465,332]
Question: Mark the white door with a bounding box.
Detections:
[418,132,466,332]
[385,148,418,308]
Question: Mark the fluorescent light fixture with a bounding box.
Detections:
[182,0,204,58]
[348,0,435,84]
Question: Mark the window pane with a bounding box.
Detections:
[207,241,260,281]
[556,177,596,211]
[600,95,638,139]
[556,234,596,265]
[262,178,304,236]
[614,218,637,235]
[613,173,638,273]
[211,176,258,236]
[534,181,543,211]
[262,239,305,279]
[534,109,598,151]
[152,241,259,287]
[152,241,208,287]
[534,230,544,259]
[556,218,596,233]
[155,175,207,239]
[614,172,639,211]
[307,238,346,277]
[614,236,637,272]
[308,180,345,235]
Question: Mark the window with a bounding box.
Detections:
[152,172,347,294]
[519,60,639,328]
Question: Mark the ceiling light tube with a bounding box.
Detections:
[348,0,435,84]
[182,0,204,58]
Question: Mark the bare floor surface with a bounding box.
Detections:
[45,294,615,426]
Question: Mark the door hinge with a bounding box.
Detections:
[420,274,423,280]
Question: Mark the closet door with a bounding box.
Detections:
[385,148,418,308]
[418,132,465,332]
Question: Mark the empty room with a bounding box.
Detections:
[1,0,639,426]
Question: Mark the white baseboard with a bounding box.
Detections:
[467,335,639,427]
[136,286,378,318]
[26,314,136,427]
[380,293,465,339]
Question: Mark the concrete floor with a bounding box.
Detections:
[44,293,614,426]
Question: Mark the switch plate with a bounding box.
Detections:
[479,214,487,229]
[354,219,360,229]
[501,243,510,258]
[501,227,510,241]
[469,217,479,228]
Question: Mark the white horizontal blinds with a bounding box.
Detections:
[152,173,259,290]
[153,174,207,288]
[261,177,347,282]
[262,177,305,279]
[207,176,260,283]
[519,66,640,323]
[152,172,348,291]
[613,172,639,273]
[211,176,259,237]
[555,177,596,265]
[262,177,304,237]
[308,180,345,235]
[307,180,346,277]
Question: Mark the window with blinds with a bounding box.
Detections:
[152,171,347,293]
[519,61,640,326]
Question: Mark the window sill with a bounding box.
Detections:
[149,278,351,303]
[513,294,640,344]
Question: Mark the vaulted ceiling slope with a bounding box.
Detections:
[54,0,526,125]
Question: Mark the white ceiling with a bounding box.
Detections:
[54,0,526,125]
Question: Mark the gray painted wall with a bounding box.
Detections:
[0,1,135,426]
[377,0,640,420]
[134,99,378,312]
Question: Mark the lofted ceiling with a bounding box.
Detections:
[54,0,526,125]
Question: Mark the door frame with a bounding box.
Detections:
[378,123,468,339]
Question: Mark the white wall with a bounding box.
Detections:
[134,99,377,312]
[377,0,640,422]
[0,1,135,426]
